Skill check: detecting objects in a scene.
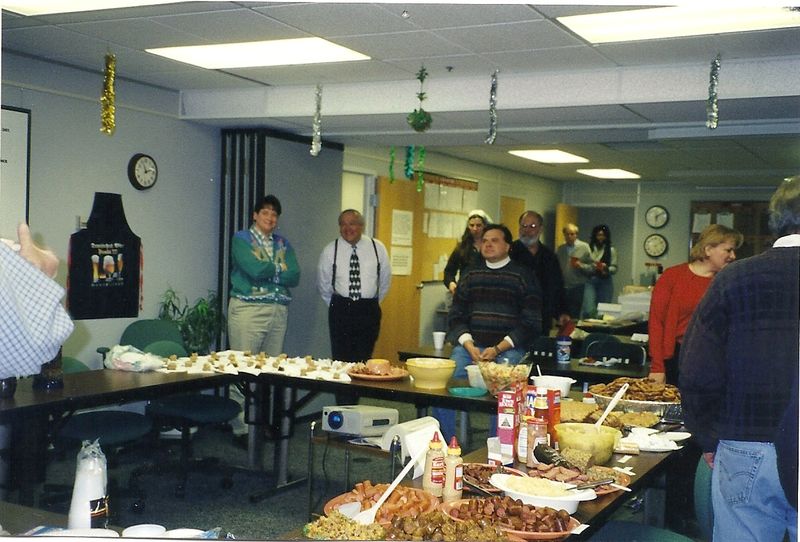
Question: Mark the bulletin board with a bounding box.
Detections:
[0,106,31,236]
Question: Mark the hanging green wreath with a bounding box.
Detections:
[407,66,432,133]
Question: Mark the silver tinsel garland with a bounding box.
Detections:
[485,70,499,144]
[310,84,323,156]
[706,54,721,130]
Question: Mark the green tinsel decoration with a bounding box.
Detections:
[389,146,396,182]
[407,66,432,133]
[416,146,426,191]
[405,146,415,179]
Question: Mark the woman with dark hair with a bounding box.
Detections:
[582,224,617,317]
[443,210,491,294]
[648,224,742,385]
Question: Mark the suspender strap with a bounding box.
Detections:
[331,237,381,298]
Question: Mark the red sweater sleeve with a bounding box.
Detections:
[648,266,681,373]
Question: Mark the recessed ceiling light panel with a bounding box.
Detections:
[577,168,641,180]
[558,6,800,44]
[509,149,589,164]
[147,38,370,70]
[4,0,184,16]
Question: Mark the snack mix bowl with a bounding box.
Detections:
[531,375,576,397]
[478,362,530,396]
[555,423,622,465]
[592,393,678,416]
[406,357,456,389]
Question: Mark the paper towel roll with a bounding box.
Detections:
[380,417,445,479]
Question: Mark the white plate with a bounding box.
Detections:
[639,444,683,452]
[663,431,691,442]
[488,473,596,514]
[39,528,119,537]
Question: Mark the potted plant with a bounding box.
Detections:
[158,287,225,354]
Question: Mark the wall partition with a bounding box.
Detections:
[217,128,344,356]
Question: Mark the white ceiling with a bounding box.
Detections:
[3,2,799,186]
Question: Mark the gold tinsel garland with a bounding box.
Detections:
[100,53,116,135]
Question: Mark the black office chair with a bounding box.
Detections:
[129,340,241,498]
[581,332,621,357]
[42,357,152,512]
[585,341,647,365]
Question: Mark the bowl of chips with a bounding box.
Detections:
[478,362,530,396]
[590,377,680,416]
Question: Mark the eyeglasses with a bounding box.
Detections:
[519,223,540,230]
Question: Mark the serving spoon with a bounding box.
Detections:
[352,447,427,525]
[594,383,629,430]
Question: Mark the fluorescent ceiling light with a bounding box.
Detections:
[3,0,184,16]
[577,168,641,180]
[509,150,589,164]
[558,6,800,44]
[147,38,369,69]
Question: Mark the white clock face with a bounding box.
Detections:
[645,205,669,228]
[644,234,668,258]
[129,153,157,190]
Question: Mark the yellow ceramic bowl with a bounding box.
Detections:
[405,357,456,389]
[555,422,622,465]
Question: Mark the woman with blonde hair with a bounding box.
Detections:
[648,224,743,384]
[443,210,491,294]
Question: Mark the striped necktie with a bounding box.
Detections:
[349,245,361,300]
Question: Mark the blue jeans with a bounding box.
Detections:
[711,440,797,542]
[582,276,613,317]
[432,344,526,442]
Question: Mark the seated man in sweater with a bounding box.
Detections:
[434,224,542,440]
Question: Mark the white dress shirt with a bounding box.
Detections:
[317,235,392,305]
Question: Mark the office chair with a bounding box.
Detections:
[129,339,240,498]
[581,332,621,357]
[97,319,185,361]
[42,357,152,512]
[585,341,647,365]
[588,457,712,541]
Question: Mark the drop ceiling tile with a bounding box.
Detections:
[30,2,241,24]
[385,55,497,79]
[63,18,215,48]
[334,30,469,60]
[435,20,581,54]
[484,46,616,74]
[152,9,303,43]
[228,60,412,86]
[253,3,413,37]
[387,3,543,29]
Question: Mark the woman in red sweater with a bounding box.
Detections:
[648,224,743,384]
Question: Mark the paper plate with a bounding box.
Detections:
[38,528,119,537]
[663,431,691,442]
[448,386,488,397]
[346,369,409,381]
[163,528,206,538]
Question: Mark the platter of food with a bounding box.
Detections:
[323,481,438,525]
[441,497,579,540]
[346,361,408,381]
[462,463,528,494]
[526,463,630,495]
[589,377,680,416]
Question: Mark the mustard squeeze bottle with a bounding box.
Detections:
[422,432,445,497]
[442,436,463,503]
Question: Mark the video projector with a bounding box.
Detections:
[321,405,399,436]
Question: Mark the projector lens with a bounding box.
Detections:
[327,411,344,429]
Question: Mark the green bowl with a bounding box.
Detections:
[448,386,488,397]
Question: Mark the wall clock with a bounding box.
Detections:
[645,205,669,229]
[127,153,158,190]
[644,233,669,258]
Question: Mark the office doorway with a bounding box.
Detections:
[576,207,635,304]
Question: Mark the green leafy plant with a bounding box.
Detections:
[158,287,225,354]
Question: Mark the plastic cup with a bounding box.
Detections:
[432,331,446,350]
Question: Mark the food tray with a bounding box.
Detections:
[592,393,679,416]
[440,499,579,541]
[323,485,438,525]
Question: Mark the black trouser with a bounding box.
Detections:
[328,295,381,363]
[564,284,586,319]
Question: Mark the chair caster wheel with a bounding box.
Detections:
[131,500,146,513]
[221,478,233,489]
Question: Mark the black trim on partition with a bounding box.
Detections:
[221,127,344,152]
[1,105,32,225]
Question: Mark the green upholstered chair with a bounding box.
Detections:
[97,319,185,361]
[588,458,713,541]
[130,340,240,498]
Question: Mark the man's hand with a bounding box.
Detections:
[465,341,482,362]
[448,281,457,295]
[479,346,499,362]
[703,452,715,469]
[17,223,59,278]
[648,372,666,384]
[557,314,571,327]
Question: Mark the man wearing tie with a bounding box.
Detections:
[317,209,392,361]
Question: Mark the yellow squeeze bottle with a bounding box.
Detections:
[442,436,463,503]
[422,432,445,497]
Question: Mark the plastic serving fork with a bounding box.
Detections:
[352,447,427,525]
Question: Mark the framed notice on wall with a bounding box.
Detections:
[1,106,31,236]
